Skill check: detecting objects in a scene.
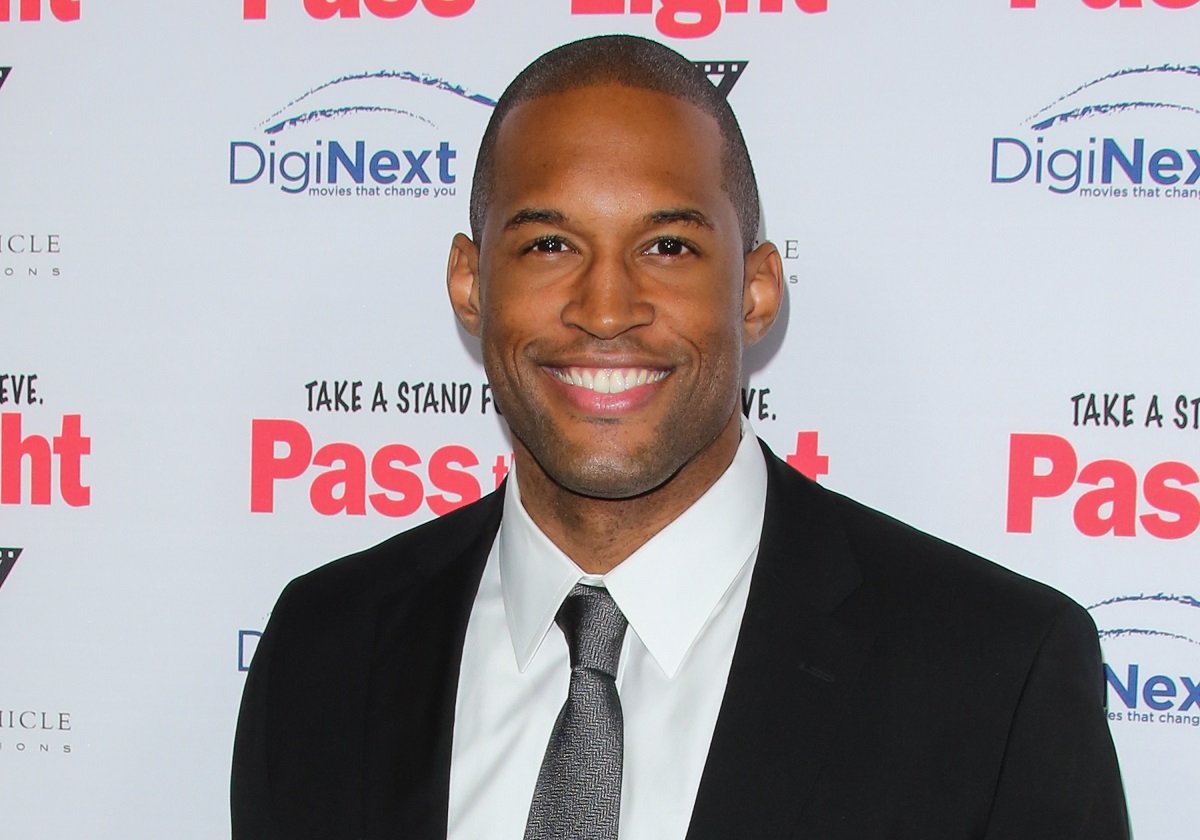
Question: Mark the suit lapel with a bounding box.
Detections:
[686,447,874,840]
[360,489,503,840]
[350,454,873,838]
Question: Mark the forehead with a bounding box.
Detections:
[484,83,732,231]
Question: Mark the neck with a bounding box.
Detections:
[513,416,742,574]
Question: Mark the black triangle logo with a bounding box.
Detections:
[0,547,23,591]
[693,60,746,99]
[0,67,11,92]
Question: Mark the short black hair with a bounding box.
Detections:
[469,34,760,251]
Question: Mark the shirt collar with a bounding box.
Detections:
[498,425,767,678]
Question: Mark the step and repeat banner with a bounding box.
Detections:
[3,1,1197,837]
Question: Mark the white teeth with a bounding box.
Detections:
[552,367,667,394]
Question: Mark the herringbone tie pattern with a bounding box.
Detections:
[524,583,628,840]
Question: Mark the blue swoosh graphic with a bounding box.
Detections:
[1025,63,1200,126]
[1087,592,1200,611]
[1098,627,1200,647]
[258,69,496,133]
[264,105,436,135]
[1031,100,1200,131]
[1088,593,1200,648]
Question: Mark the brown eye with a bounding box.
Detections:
[646,237,690,257]
[528,236,569,254]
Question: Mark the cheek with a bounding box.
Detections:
[481,269,562,332]
[676,293,745,359]
[478,304,550,395]
[691,314,746,401]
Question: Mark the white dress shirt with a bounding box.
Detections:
[447,429,768,840]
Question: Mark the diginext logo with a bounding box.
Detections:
[991,64,1200,201]
[238,629,262,671]
[0,0,78,22]
[229,70,494,198]
[571,0,826,40]
[1091,593,1200,729]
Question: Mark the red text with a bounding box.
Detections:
[785,430,829,481]
[571,0,826,39]
[1011,0,1198,8]
[0,413,90,506]
[250,418,487,517]
[1007,433,1199,538]
[0,0,78,21]
[242,0,474,19]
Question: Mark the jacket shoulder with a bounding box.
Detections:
[291,488,501,595]
[264,488,503,645]
[762,446,1092,638]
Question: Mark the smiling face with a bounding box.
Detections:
[449,83,781,509]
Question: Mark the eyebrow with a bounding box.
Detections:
[504,208,567,230]
[645,208,714,230]
[501,206,716,231]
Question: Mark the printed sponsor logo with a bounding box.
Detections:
[0,413,92,507]
[0,708,73,756]
[0,546,21,592]
[1,234,63,279]
[229,70,494,199]
[1006,391,1200,537]
[249,419,504,517]
[783,431,828,481]
[693,60,746,97]
[991,64,1200,201]
[1092,593,1200,730]
[252,374,816,515]
[571,0,826,39]
[1012,0,1199,9]
[1006,433,1200,538]
[238,630,262,671]
[0,0,78,22]
[242,0,474,19]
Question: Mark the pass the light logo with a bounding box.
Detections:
[228,70,495,198]
[1011,0,1199,8]
[990,64,1200,200]
[242,0,474,19]
[0,0,78,22]
[0,547,21,592]
[571,0,826,39]
[1091,593,1200,727]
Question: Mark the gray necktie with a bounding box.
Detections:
[524,583,629,840]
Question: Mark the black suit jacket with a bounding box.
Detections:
[232,443,1129,839]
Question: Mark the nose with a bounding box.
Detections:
[560,251,654,340]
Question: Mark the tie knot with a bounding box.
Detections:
[556,583,628,679]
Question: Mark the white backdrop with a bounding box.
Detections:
[3,1,1198,837]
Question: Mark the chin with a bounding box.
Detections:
[544,449,680,501]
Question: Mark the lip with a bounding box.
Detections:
[541,364,671,415]
[548,366,669,394]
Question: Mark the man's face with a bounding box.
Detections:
[449,83,780,502]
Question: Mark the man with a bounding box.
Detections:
[232,35,1129,839]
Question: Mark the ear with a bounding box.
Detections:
[446,232,483,337]
[741,241,783,346]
